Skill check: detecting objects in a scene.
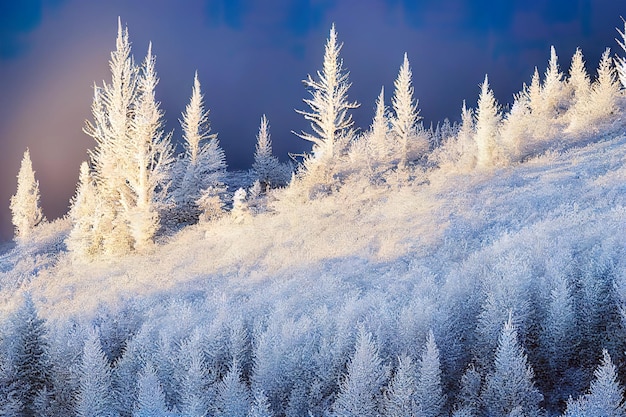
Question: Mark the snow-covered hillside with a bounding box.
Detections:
[1,118,626,416]
[3,19,626,417]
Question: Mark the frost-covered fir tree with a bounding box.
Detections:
[415,331,446,417]
[84,18,138,255]
[124,43,173,251]
[252,115,288,189]
[587,48,621,121]
[76,329,118,417]
[216,359,251,417]
[568,48,591,104]
[474,75,501,168]
[564,349,626,417]
[5,294,53,417]
[391,53,422,169]
[66,162,100,258]
[541,274,576,398]
[525,67,542,116]
[455,364,482,416]
[295,24,359,180]
[333,327,387,417]
[368,86,391,162]
[172,72,226,224]
[482,314,542,417]
[383,353,416,417]
[540,46,565,118]
[566,48,592,131]
[133,362,170,417]
[616,19,626,89]
[178,331,212,417]
[10,149,44,242]
[248,390,273,417]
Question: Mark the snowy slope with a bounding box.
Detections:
[1,123,626,416]
[5,126,624,317]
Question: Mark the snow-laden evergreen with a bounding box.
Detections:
[9,149,44,242]
[77,329,118,417]
[564,350,626,417]
[252,115,290,189]
[482,314,543,417]
[333,327,387,417]
[170,71,226,225]
[391,53,424,169]
[294,24,359,184]
[474,75,501,168]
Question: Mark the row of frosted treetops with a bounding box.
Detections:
[9,18,626,258]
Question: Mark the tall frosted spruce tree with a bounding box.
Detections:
[77,19,173,256]
[252,115,288,190]
[171,71,226,224]
[10,148,44,242]
[5,294,54,417]
[125,42,173,252]
[294,24,359,183]
[391,53,422,169]
[474,75,501,168]
[76,329,118,417]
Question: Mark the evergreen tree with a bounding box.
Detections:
[454,100,476,168]
[415,331,446,417]
[587,48,621,120]
[84,18,138,255]
[66,162,100,259]
[456,364,482,416]
[124,43,173,251]
[540,46,565,118]
[215,359,251,417]
[391,53,422,169]
[526,67,542,116]
[133,362,170,417]
[564,350,626,417]
[368,86,390,162]
[482,314,542,417]
[76,329,118,417]
[541,274,575,399]
[247,390,273,417]
[616,19,626,89]
[567,48,592,130]
[333,327,387,417]
[178,331,211,417]
[294,24,359,179]
[252,115,287,189]
[474,75,501,168]
[568,48,591,104]
[10,149,44,242]
[6,294,53,417]
[172,71,226,224]
[384,353,416,417]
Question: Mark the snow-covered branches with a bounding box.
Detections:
[10,148,44,241]
[170,72,226,225]
[616,18,626,89]
[253,115,290,189]
[391,53,423,168]
[474,75,501,168]
[295,24,359,177]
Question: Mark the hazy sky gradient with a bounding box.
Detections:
[0,0,623,241]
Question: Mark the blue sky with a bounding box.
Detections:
[0,0,623,240]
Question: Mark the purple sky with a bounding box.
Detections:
[0,0,623,241]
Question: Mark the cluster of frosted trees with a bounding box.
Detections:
[10,20,626,254]
[1,284,625,417]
